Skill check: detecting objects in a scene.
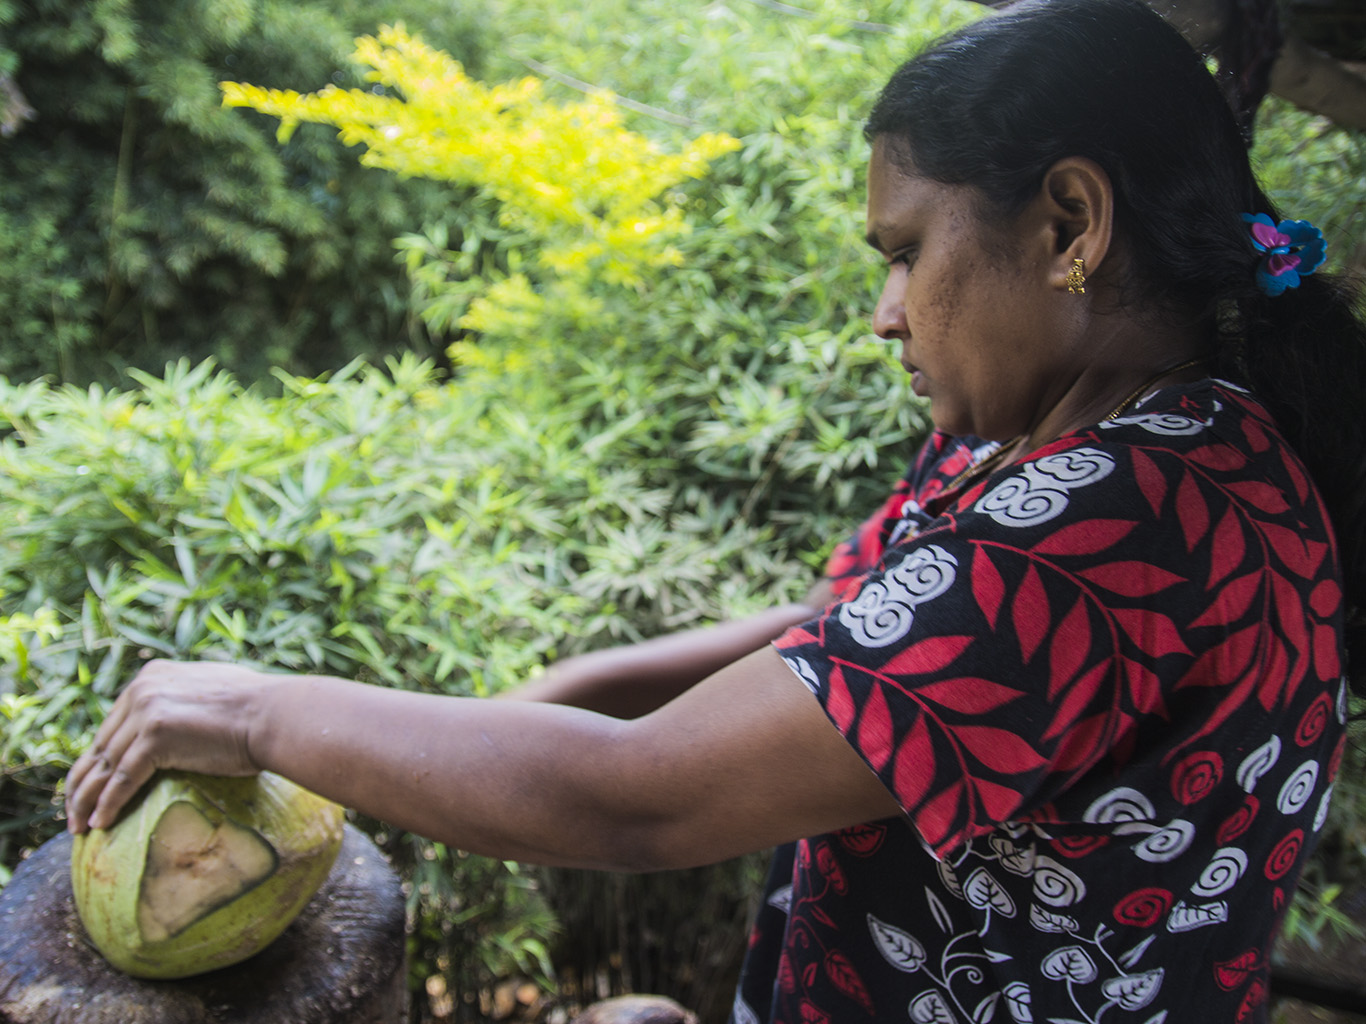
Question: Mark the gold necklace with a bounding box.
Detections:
[945,357,1207,494]
[944,439,1021,493]
[1103,357,1207,421]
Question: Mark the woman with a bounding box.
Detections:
[66,1,1364,1021]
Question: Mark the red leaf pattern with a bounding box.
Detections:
[1047,597,1093,697]
[1131,448,1168,517]
[1190,570,1262,629]
[891,714,935,812]
[972,546,1006,629]
[824,951,875,1015]
[1176,470,1210,550]
[878,634,975,678]
[953,725,1048,774]
[1225,479,1290,514]
[1111,606,1191,659]
[1077,560,1185,597]
[1208,504,1248,588]
[857,683,895,772]
[1031,518,1138,556]
[915,677,1024,715]
[837,822,886,857]
[1012,564,1050,664]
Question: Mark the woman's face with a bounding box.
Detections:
[866,140,1071,442]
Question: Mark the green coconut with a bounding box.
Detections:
[70,770,344,979]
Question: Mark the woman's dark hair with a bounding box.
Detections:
[865,0,1366,691]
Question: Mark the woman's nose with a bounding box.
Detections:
[872,269,907,339]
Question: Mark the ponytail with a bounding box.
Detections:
[1217,269,1366,689]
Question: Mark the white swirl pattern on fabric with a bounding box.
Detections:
[1277,761,1319,815]
[781,654,823,695]
[976,448,1116,528]
[838,544,958,648]
[1236,736,1281,793]
[1101,411,1213,436]
[1191,848,1247,897]
[1032,858,1086,908]
[1315,786,1334,832]
[1133,820,1196,863]
[1083,786,1156,824]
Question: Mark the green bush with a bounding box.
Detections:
[0,0,487,384]
[0,355,842,1010]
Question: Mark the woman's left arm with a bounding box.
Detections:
[64,650,902,872]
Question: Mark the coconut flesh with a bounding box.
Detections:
[70,770,344,979]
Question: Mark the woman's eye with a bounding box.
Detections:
[889,248,917,268]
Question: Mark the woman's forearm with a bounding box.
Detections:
[504,601,824,717]
[248,674,643,867]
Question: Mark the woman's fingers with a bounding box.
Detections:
[82,737,160,832]
[65,691,136,832]
[65,660,265,833]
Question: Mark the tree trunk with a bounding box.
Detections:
[964,0,1366,131]
[0,825,407,1024]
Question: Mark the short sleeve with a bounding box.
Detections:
[775,411,1343,860]
[822,431,997,599]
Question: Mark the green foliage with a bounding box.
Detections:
[0,356,816,1006]
[389,0,960,574]
[0,0,488,384]
[1252,98,1366,273]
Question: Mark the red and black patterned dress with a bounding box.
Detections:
[732,378,1346,1024]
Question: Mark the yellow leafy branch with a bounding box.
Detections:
[220,24,739,286]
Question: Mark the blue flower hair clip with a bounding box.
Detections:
[1242,213,1327,296]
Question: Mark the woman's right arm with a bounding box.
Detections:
[500,578,837,718]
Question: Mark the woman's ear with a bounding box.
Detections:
[1035,156,1115,293]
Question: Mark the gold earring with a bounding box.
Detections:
[1066,258,1087,295]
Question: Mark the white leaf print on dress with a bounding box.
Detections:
[989,834,1036,876]
[868,914,926,972]
[731,993,761,1024]
[1118,935,1156,969]
[1041,946,1098,984]
[910,989,959,1024]
[1003,981,1033,1023]
[963,868,1018,918]
[938,859,965,899]
[766,884,792,914]
[1237,736,1281,792]
[1101,968,1165,1010]
[971,992,1001,1024]
[1278,761,1319,815]
[1029,904,1079,934]
[1191,848,1247,897]
[927,887,956,935]
[975,448,1115,529]
[1167,900,1229,932]
[838,544,958,648]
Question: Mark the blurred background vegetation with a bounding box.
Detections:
[1,0,1363,1021]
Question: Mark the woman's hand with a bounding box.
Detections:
[64,660,267,834]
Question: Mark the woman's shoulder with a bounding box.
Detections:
[1012,377,1312,500]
